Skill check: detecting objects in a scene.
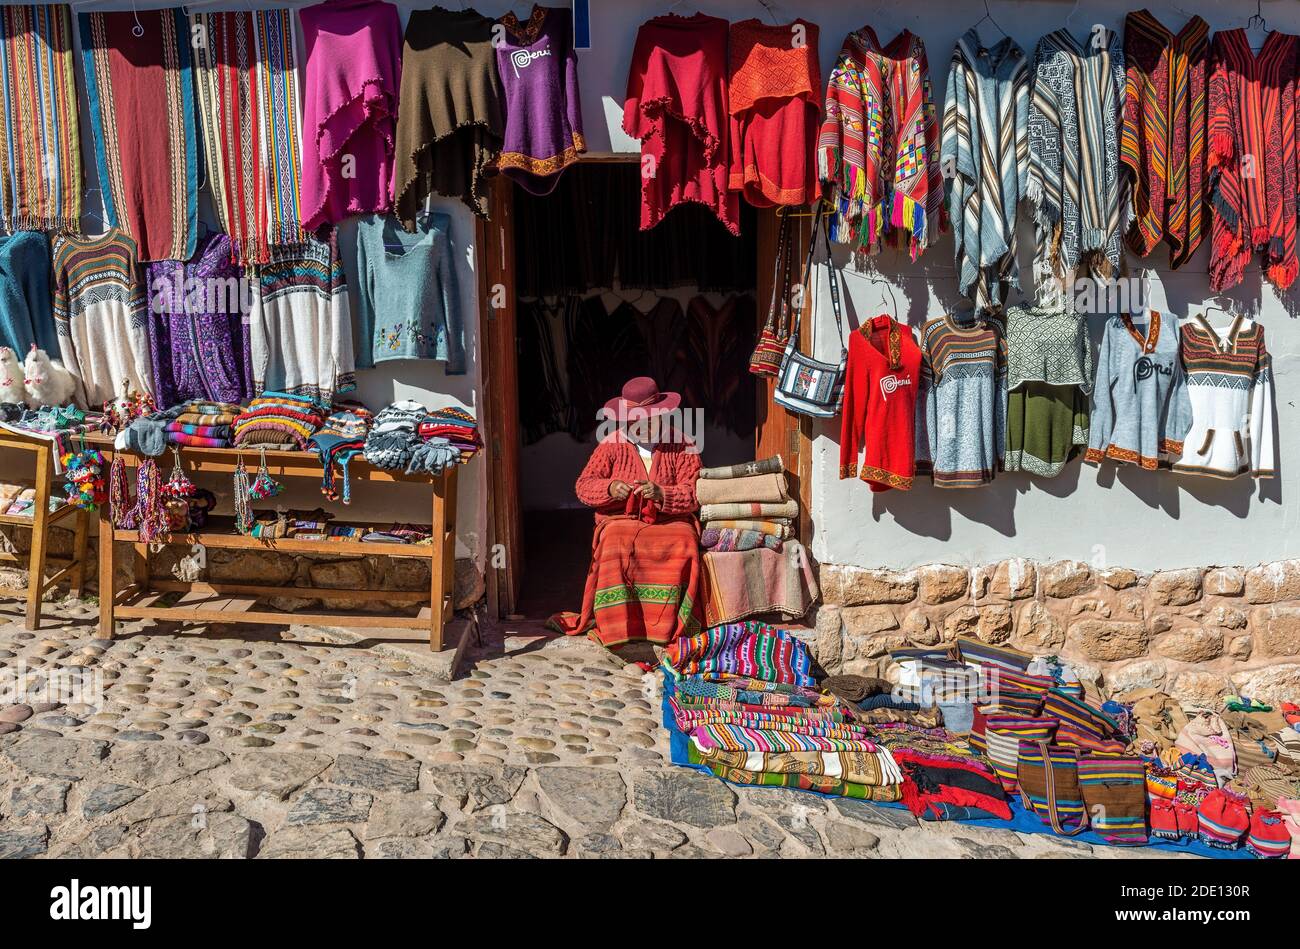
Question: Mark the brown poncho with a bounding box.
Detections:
[393,7,505,224]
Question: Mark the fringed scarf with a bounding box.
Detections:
[1120,9,1209,268]
[78,9,198,263]
[253,8,306,246]
[818,27,943,259]
[0,4,80,233]
[941,29,1031,309]
[1207,28,1299,291]
[1027,27,1127,285]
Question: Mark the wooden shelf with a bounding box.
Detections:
[112,515,445,559]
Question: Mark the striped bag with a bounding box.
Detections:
[968,697,1045,754]
[956,637,1033,672]
[1043,689,1126,755]
[984,715,1059,792]
[1078,756,1149,845]
[1018,742,1088,835]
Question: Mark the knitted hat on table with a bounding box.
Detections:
[1197,787,1251,849]
[1246,809,1293,858]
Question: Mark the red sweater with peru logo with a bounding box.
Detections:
[839,315,923,491]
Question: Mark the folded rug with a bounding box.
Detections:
[700,542,819,627]
[691,741,903,786]
[700,527,781,552]
[701,518,792,539]
[687,742,904,801]
[695,471,789,505]
[698,454,783,479]
[700,499,799,521]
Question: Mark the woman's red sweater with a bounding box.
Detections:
[575,435,701,524]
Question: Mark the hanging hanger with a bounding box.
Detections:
[756,0,781,26]
[972,0,1010,39]
[1064,0,1079,33]
[1246,0,1271,52]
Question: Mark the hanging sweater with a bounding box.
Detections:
[394,6,504,223]
[1085,311,1192,470]
[1207,29,1300,291]
[574,433,701,526]
[1027,27,1127,281]
[839,315,923,491]
[623,13,738,235]
[0,231,56,356]
[495,5,584,197]
[352,212,463,374]
[1120,10,1210,267]
[51,229,153,409]
[941,30,1031,309]
[726,18,821,208]
[1172,314,1275,479]
[818,27,943,258]
[1003,304,1092,478]
[915,314,1008,488]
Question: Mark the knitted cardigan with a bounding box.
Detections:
[574,433,701,525]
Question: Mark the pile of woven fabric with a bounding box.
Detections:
[232,391,325,450]
[693,456,818,626]
[166,400,241,448]
[418,406,482,464]
[364,400,462,475]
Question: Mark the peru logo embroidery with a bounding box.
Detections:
[1133,355,1171,389]
[880,373,911,402]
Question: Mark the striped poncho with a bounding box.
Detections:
[941,29,1031,309]
[817,27,943,258]
[1026,27,1127,285]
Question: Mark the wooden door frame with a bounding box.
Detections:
[478,168,815,620]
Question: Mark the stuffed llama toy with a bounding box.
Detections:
[23,345,77,409]
[0,347,27,404]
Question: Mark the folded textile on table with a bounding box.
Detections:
[690,741,903,786]
[164,422,231,439]
[699,499,799,522]
[308,406,375,502]
[695,472,790,506]
[687,742,904,801]
[698,455,783,479]
[699,542,819,627]
[232,392,324,450]
[701,518,792,539]
[167,432,229,449]
[700,527,781,552]
[822,674,892,704]
[363,399,428,470]
[690,722,881,754]
[665,620,814,687]
[405,437,461,475]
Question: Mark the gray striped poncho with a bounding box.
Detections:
[1026,28,1128,290]
[941,30,1031,310]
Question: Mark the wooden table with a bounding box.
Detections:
[0,430,91,629]
[98,444,459,650]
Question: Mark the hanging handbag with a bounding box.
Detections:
[749,212,796,376]
[773,206,847,418]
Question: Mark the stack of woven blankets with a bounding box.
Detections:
[166,400,241,448]
[694,455,818,626]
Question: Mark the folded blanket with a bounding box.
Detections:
[700,499,799,521]
[167,432,229,448]
[700,542,819,627]
[700,527,781,552]
[702,518,792,538]
[695,472,789,505]
[698,454,783,479]
[165,422,231,439]
[690,723,881,753]
[665,620,815,686]
[687,742,904,801]
[690,741,904,786]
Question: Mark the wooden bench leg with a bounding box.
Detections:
[70,508,89,598]
[97,500,114,640]
[24,443,52,631]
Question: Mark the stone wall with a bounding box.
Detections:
[813,560,1300,706]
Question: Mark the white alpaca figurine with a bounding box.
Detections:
[0,347,26,404]
[23,345,77,409]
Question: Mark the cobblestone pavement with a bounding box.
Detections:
[0,596,1191,859]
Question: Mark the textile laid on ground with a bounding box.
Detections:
[1086,311,1192,470]
[298,0,401,232]
[494,5,584,196]
[0,231,56,356]
[840,315,924,491]
[0,3,80,232]
[352,212,463,374]
[78,8,197,263]
[1172,314,1275,479]
[395,6,503,223]
[1207,29,1300,291]
[51,229,152,408]
[249,234,355,407]
[666,620,814,686]
[1026,27,1127,282]
[726,18,820,207]
[1120,10,1210,267]
[941,29,1031,309]
[623,13,738,235]
[232,391,324,450]
[1003,304,1092,477]
[818,26,943,257]
[915,313,1008,488]
[695,472,788,506]
[699,542,820,627]
[145,232,254,408]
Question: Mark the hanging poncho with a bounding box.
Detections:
[0,3,81,233]
[941,30,1030,309]
[1120,10,1209,268]
[299,0,401,233]
[1207,29,1300,291]
[78,9,198,263]
[727,18,821,208]
[818,27,943,257]
[395,7,504,223]
[1027,27,1127,283]
[624,13,738,235]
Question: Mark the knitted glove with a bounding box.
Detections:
[405,438,461,475]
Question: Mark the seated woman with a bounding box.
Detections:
[548,377,702,648]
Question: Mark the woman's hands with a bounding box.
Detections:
[607,480,664,504]
[608,480,633,500]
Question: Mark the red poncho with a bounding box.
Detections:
[623,13,738,234]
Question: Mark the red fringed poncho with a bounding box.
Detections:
[623,13,739,234]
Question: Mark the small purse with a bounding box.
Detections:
[774,206,847,419]
[749,212,796,376]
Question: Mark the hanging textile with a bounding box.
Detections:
[1207,28,1300,291]
[624,13,738,235]
[0,231,55,356]
[78,8,198,263]
[726,18,821,208]
[818,26,943,258]
[252,8,306,246]
[941,29,1031,309]
[1003,304,1092,478]
[839,315,924,491]
[495,4,584,197]
[1027,27,1127,283]
[0,3,80,232]
[298,0,401,233]
[682,295,757,438]
[1120,10,1209,268]
[394,6,504,224]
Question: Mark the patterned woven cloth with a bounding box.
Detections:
[665,621,815,687]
